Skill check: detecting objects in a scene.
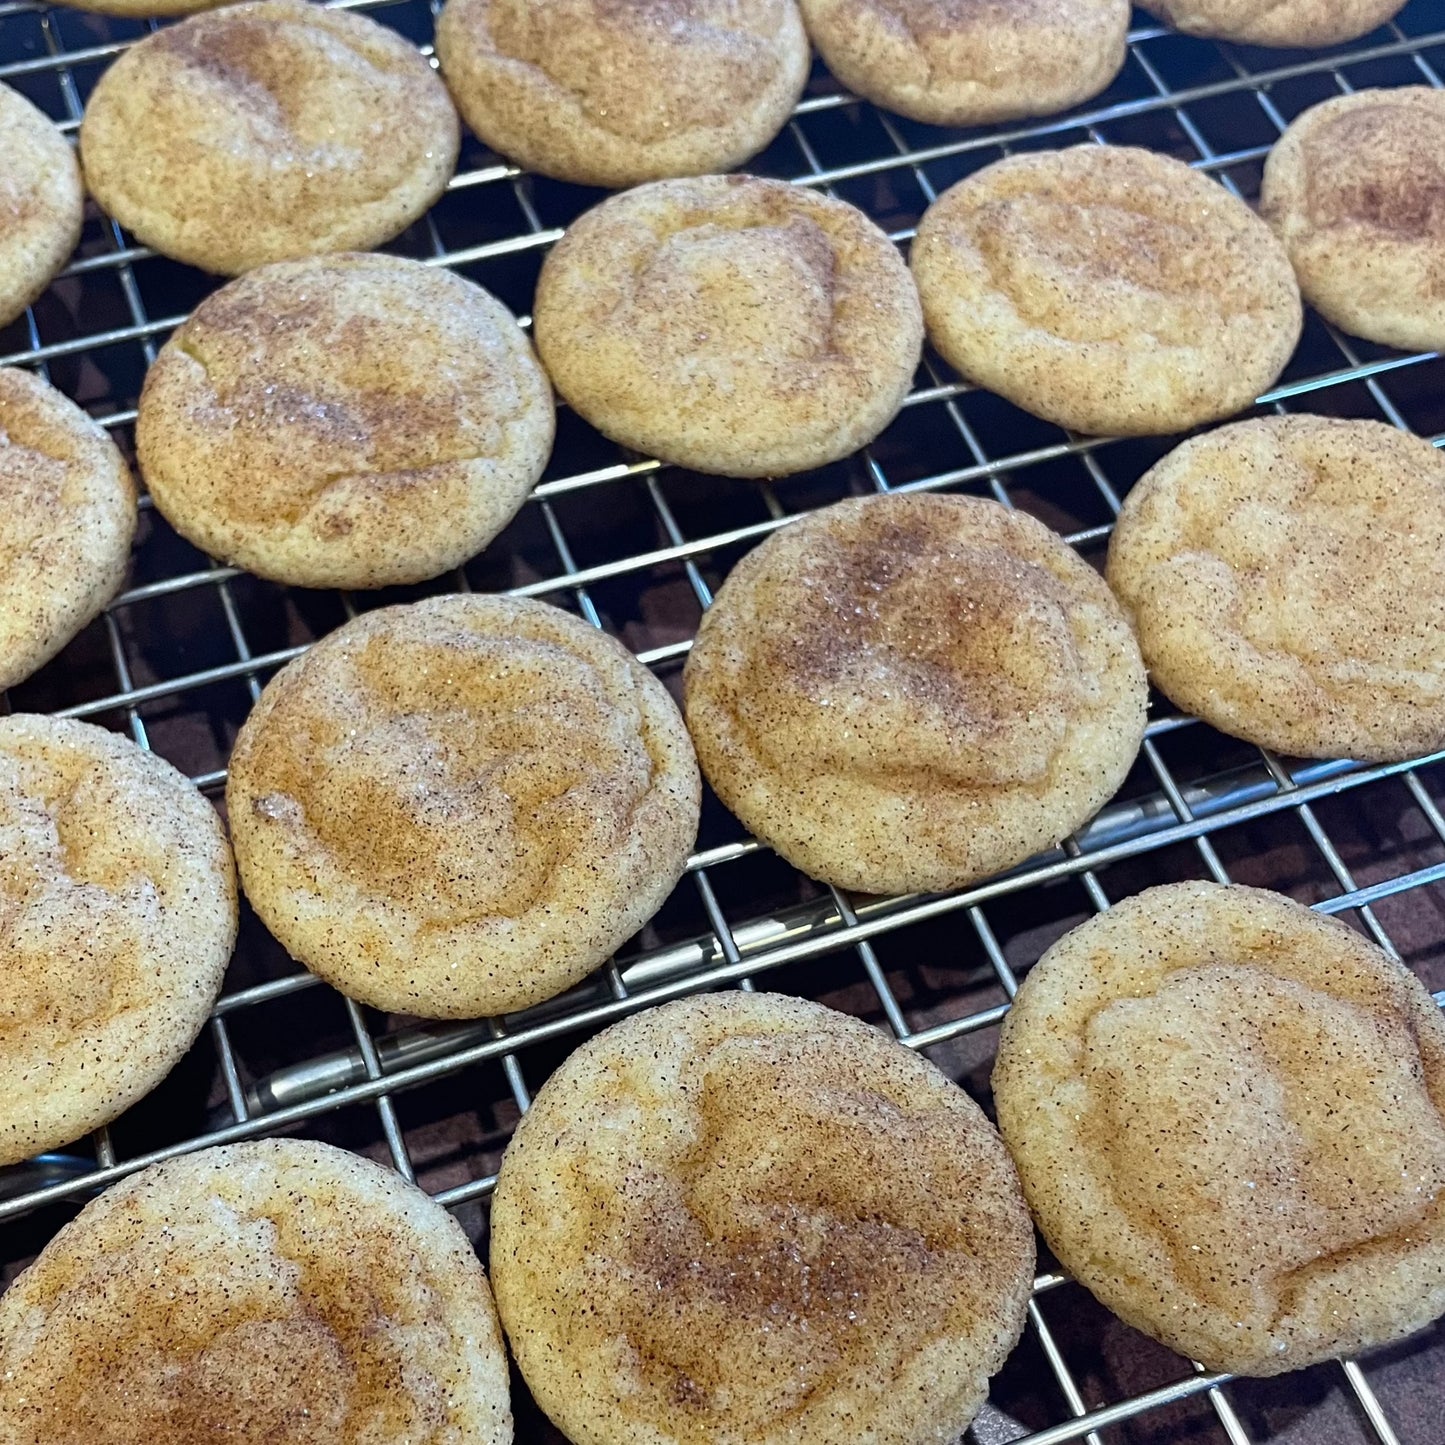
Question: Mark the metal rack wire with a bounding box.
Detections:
[2,2,1445,1440]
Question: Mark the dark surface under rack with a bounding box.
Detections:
[4,2,1445,1441]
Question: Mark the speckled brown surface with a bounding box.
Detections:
[0,82,81,330]
[1262,87,1445,352]
[137,253,553,590]
[435,0,810,188]
[4,2,1445,1440]
[684,492,1147,893]
[1141,0,1408,46]
[491,992,1035,1445]
[910,144,1303,437]
[78,0,460,276]
[227,594,701,1018]
[533,174,924,478]
[1107,416,1445,763]
[0,367,136,692]
[994,882,1445,1375]
[0,714,235,1166]
[797,0,1131,126]
[0,1138,513,1443]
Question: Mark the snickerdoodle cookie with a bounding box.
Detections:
[79,1,459,276]
[1142,0,1405,47]
[0,368,136,693]
[0,82,83,329]
[435,0,810,188]
[533,175,924,478]
[491,991,1034,1445]
[910,145,1302,436]
[0,1139,513,1444]
[995,881,1445,1375]
[683,493,1147,895]
[138,254,553,590]
[1106,415,1445,762]
[798,0,1130,127]
[227,595,700,1019]
[0,715,235,1167]
[1262,88,1445,352]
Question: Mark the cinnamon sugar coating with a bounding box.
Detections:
[227,595,700,1018]
[798,0,1129,127]
[1107,415,1445,762]
[0,368,136,693]
[79,1,459,276]
[0,1139,513,1443]
[138,254,552,590]
[0,715,235,1166]
[435,0,809,188]
[1262,88,1445,352]
[684,492,1146,894]
[491,991,1034,1445]
[533,175,924,479]
[994,881,1445,1374]
[0,83,82,329]
[910,145,1302,437]
[1142,0,1406,47]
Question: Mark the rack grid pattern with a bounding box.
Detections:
[3,3,1445,1441]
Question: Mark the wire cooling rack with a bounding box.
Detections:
[4,2,1445,1441]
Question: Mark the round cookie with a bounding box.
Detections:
[0,1139,513,1443]
[993,881,1445,1375]
[491,990,1035,1445]
[683,492,1147,895]
[798,0,1130,128]
[1261,88,1445,352]
[0,368,136,693]
[910,144,1302,437]
[79,1,460,276]
[1141,0,1406,47]
[435,0,810,189]
[0,82,83,330]
[1106,414,1445,763]
[227,595,701,1019]
[532,174,923,478]
[138,254,553,591]
[0,715,235,1167]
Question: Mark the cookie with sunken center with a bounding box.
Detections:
[1106,414,1445,762]
[0,82,83,329]
[0,714,235,1167]
[0,1139,513,1443]
[798,0,1130,127]
[491,990,1035,1445]
[435,0,810,188]
[0,368,136,693]
[138,253,553,590]
[226,594,701,1018]
[994,881,1445,1375]
[1261,87,1445,352]
[909,144,1302,437]
[1142,0,1405,47]
[79,0,459,276]
[683,491,1147,894]
[532,174,924,478]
